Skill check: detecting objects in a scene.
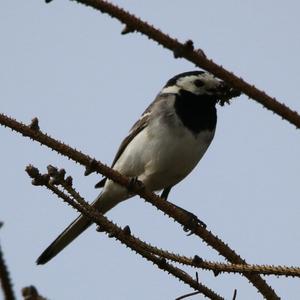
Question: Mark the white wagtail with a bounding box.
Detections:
[37,71,241,264]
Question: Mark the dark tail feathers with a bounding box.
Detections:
[36,191,118,265]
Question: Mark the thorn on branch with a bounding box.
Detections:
[173,40,194,58]
[58,168,66,178]
[108,232,115,238]
[22,285,46,300]
[192,255,203,266]
[65,176,73,187]
[29,117,40,131]
[184,40,194,51]
[121,25,135,35]
[45,0,54,3]
[123,225,131,236]
[96,225,105,232]
[84,158,98,176]
[195,48,207,58]
[158,257,167,268]
[22,286,38,299]
[213,269,221,277]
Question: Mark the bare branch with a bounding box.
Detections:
[45,165,300,279]
[0,113,280,299]
[189,259,300,278]
[135,241,300,278]
[0,238,16,300]
[26,165,224,300]
[66,0,300,129]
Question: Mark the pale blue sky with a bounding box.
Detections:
[1,1,300,299]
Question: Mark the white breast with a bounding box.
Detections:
[112,112,215,192]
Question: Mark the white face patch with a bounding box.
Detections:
[161,85,180,94]
[161,73,222,96]
[177,73,220,95]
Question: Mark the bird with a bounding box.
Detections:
[36,70,241,265]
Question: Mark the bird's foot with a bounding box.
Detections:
[128,177,145,193]
[183,211,207,236]
[161,194,206,235]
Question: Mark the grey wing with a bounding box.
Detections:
[94,94,168,188]
[110,115,149,168]
[95,111,150,188]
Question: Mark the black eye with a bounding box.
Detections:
[194,79,204,87]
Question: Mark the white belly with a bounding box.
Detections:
[112,117,215,192]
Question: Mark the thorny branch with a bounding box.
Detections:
[0,114,281,299]
[26,165,224,300]
[62,0,300,129]
[0,226,16,300]
[0,225,46,300]
[137,244,300,278]
[1,1,298,299]
[46,165,300,279]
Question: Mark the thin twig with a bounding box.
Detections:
[67,0,300,129]
[0,113,280,299]
[232,289,237,300]
[176,291,200,300]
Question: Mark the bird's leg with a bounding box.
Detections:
[161,187,206,233]
[160,186,172,200]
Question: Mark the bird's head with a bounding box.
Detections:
[162,71,241,105]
